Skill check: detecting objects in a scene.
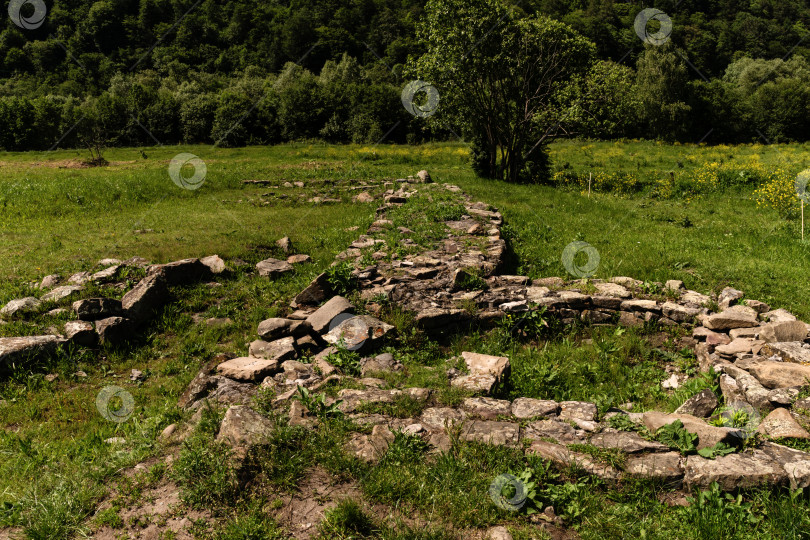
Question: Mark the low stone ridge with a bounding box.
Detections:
[8,175,810,493]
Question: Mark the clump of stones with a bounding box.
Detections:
[4,171,810,493]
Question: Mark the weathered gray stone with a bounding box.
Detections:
[248,337,296,362]
[663,302,701,322]
[347,424,395,463]
[675,388,719,417]
[95,316,134,345]
[768,387,800,406]
[620,299,660,313]
[665,280,685,291]
[760,342,810,364]
[461,420,519,446]
[589,431,669,454]
[748,361,810,389]
[757,407,810,439]
[257,318,296,341]
[148,258,211,285]
[511,397,558,419]
[73,298,123,321]
[461,397,511,419]
[722,364,773,409]
[559,401,597,422]
[361,352,401,375]
[682,290,711,306]
[67,271,92,285]
[684,451,787,490]
[625,452,684,482]
[122,273,168,323]
[759,321,808,343]
[461,351,510,380]
[704,306,758,331]
[291,273,330,307]
[306,296,355,334]
[523,419,582,444]
[719,374,746,404]
[1,297,40,318]
[718,287,744,309]
[323,315,393,351]
[763,309,797,324]
[420,407,467,431]
[38,274,61,289]
[594,282,631,298]
[200,255,227,274]
[715,338,760,357]
[0,335,62,366]
[41,285,83,303]
[256,257,293,278]
[643,411,742,450]
[451,373,498,394]
[217,405,274,451]
[287,254,311,264]
[730,327,760,339]
[91,265,123,282]
[217,357,280,382]
[64,320,96,346]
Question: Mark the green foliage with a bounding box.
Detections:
[697,442,737,459]
[681,483,761,538]
[293,386,343,420]
[173,407,239,512]
[656,420,698,454]
[325,343,362,377]
[411,0,595,182]
[319,499,378,539]
[324,261,357,297]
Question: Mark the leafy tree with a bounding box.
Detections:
[635,46,693,141]
[411,0,595,183]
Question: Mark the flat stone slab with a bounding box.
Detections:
[257,318,297,341]
[757,407,810,439]
[41,285,83,303]
[625,452,683,482]
[461,397,511,419]
[589,431,669,454]
[256,257,293,278]
[1,297,40,318]
[759,321,808,343]
[217,357,280,382]
[704,306,759,331]
[306,296,355,334]
[0,335,62,366]
[217,405,274,450]
[451,373,498,394]
[748,361,810,389]
[461,351,510,379]
[323,315,393,351]
[523,418,583,444]
[760,342,810,364]
[148,258,211,285]
[73,298,123,321]
[511,397,558,419]
[559,401,597,422]
[461,420,519,446]
[684,450,788,491]
[643,411,742,450]
[420,407,467,431]
[95,316,135,344]
[248,337,296,362]
[122,273,168,323]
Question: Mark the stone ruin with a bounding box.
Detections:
[4,174,810,493]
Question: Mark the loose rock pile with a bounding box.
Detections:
[5,175,810,493]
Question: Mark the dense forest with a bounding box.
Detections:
[1,0,810,150]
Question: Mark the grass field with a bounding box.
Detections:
[2,140,810,538]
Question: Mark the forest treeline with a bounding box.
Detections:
[1,0,809,150]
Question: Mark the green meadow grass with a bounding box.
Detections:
[1,140,810,538]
